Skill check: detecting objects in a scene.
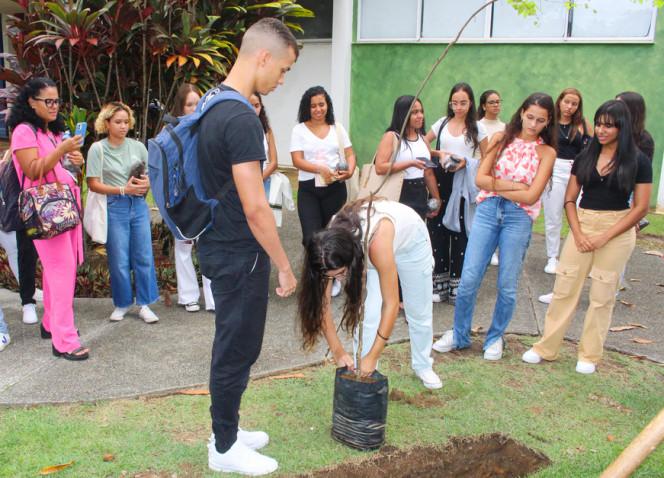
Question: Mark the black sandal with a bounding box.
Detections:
[52,345,89,361]
[41,324,80,340]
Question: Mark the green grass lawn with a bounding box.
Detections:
[1,337,662,477]
[532,211,664,239]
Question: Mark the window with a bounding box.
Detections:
[357,0,657,43]
[297,0,333,40]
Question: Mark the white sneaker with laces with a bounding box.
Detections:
[184,302,200,313]
[522,348,542,364]
[538,292,553,304]
[432,330,454,353]
[208,438,278,475]
[483,338,504,361]
[209,428,269,451]
[110,306,131,322]
[0,333,10,351]
[575,360,596,374]
[139,306,159,324]
[415,368,442,389]
[22,303,38,324]
[33,288,44,302]
[331,279,342,297]
[544,257,558,275]
[432,293,442,303]
[490,252,499,266]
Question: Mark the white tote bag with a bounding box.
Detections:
[83,143,108,244]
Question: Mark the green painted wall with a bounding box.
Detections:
[349,10,663,205]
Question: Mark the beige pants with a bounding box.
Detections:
[533,208,635,364]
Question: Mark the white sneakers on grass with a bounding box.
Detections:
[110,305,159,323]
[415,368,442,389]
[544,257,558,275]
[483,338,504,361]
[208,429,277,475]
[522,347,596,374]
[432,330,454,353]
[22,303,38,324]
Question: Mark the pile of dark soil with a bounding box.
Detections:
[294,433,550,478]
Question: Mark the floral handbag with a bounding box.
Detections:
[19,163,81,240]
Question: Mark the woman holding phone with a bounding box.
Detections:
[86,102,160,323]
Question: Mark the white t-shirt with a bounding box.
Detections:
[290,122,352,181]
[393,134,430,180]
[262,132,269,171]
[479,118,506,141]
[357,200,429,269]
[430,117,487,159]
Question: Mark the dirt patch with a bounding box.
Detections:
[389,388,443,408]
[295,433,550,478]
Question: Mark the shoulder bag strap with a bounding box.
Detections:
[435,117,450,151]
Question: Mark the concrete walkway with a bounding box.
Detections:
[1,210,663,406]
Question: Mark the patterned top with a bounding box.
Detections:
[476,137,543,220]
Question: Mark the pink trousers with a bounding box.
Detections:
[34,226,82,353]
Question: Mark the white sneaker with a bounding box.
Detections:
[575,360,596,374]
[33,288,44,302]
[432,293,442,303]
[184,302,200,313]
[209,428,269,451]
[139,306,159,324]
[538,292,553,304]
[0,333,10,351]
[490,252,499,266]
[22,303,38,324]
[110,306,131,322]
[331,279,342,297]
[208,438,278,475]
[483,338,504,361]
[522,348,542,364]
[415,368,442,389]
[544,257,558,275]
[432,330,454,353]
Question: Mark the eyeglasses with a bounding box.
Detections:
[33,97,62,108]
[486,100,501,106]
[449,101,469,108]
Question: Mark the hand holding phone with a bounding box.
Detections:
[74,122,87,145]
[416,156,438,169]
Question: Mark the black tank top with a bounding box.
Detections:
[557,123,588,160]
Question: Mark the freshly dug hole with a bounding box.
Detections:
[295,433,550,477]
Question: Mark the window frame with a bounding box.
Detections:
[356,0,658,44]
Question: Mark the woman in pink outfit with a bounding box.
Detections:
[8,77,89,360]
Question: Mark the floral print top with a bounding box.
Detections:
[476,137,544,220]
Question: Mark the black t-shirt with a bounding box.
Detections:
[197,85,266,253]
[572,152,652,211]
[557,123,589,160]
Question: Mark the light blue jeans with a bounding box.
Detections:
[354,221,434,373]
[106,195,159,308]
[0,306,7,335]
[453,197,532,350]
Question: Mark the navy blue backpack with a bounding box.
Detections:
[148,87,253,240]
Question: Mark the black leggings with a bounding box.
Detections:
[16,228,37,305]
[297,179,347,246]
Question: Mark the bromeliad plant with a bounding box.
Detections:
[6,0,312,141]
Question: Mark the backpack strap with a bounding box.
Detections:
[435,116,450,151]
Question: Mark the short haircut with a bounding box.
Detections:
[95,102,136,134]
[240,18,299,60]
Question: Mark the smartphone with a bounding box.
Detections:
[74,122,87,144]
[416,156,438,168]
[637,218,649,231]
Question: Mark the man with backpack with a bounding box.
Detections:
[197,18,298,476]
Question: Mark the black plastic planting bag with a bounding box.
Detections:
[331,367,389,450]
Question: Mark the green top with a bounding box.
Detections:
[86,138,148,188]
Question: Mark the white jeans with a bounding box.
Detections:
[353,222,434,373]
[542,158,574,259]
[0,230,19,282]
[174,239,214,310]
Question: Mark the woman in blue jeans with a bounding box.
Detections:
[433,93,556,360]
[86,102,160,323]
[298,198,442,389]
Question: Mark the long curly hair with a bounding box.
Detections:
[297,85,335,125]
[6,77,66,134]
[298,199,375,349]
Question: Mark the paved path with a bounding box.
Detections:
[1,210,663,406]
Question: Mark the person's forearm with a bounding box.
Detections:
[424,169,440,199]
[291,154,322,174]
[477,175,524,193]
[564,202,583,237]
[321,301,345,357]
[375,159,412,175]
[245,203,292,272]
[262,161,278,180]
[87,180,126,196]
[601,207,647,241]
[366,301,398,360]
